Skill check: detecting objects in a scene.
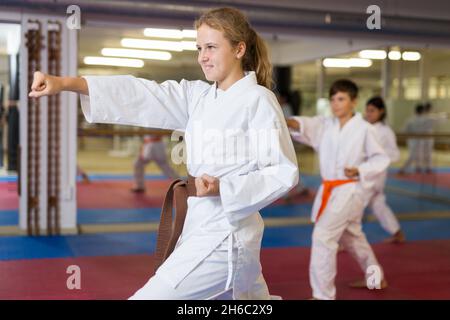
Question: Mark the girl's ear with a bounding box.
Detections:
[236,41,246,59]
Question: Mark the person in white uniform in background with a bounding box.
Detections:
[29,7,299,300]
[287,79,390,300]
[364,96,405,243]
[421,103,449,174]
[131,134,180,193]
[399,105,426,174]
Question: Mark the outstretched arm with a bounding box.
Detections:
[29,71,210,130]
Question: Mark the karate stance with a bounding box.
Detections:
[131,134,179,193]
[29,7,299,300]
[287,80,390,300]
[364,97,405,243]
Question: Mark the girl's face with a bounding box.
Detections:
[196,24,245,90]
[365,104,384,124]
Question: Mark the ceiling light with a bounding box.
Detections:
[121,38,184,51]
[323,58,372,68]
[359,50,387,59]
[101,48,172,60]
[83,56,144,68]
[143,28,197,39]
[388,51,401,60]
[180,41,197,51]
[349,58,372,67]
[402,51,421,61]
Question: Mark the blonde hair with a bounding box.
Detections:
[194,7,273,89]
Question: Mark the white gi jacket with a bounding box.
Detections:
[290,113,390,222]
[80,71,299,299]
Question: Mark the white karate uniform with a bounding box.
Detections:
[290,113,390,300]
[80,71,299,300]
[421,112,448,170]
[401,115,426,171]
[367,122,401,235]
[134,134,179,189]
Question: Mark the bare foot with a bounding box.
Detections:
[383,230,406,244]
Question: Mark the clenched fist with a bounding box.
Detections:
[28,71,63,98]
[195,174,220,197]
[344,167,359,178]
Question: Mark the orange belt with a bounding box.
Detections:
[316,179,356,221]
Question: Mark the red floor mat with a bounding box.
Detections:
[1,239,449,300]
[0,183,18,210]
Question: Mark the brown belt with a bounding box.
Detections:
[154,175,197,272]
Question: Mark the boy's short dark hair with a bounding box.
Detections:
[329,79,359,100]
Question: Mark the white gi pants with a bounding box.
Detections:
[128,234,270,300]
[310,195,384,300]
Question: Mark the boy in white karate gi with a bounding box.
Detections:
[287,79,390,300]
[364,97,405,243]
[29,7,299,300]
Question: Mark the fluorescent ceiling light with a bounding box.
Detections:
[181,41,197,51]
[143,28,197,39]
[323,58,350,68]
[121,38,183,51]
[388,51,401,60]
[83,56,144,68]
[349,58,372,67]
[359,50,387,59]
[323,58,372,68]
[101,48,172,60]
[181,29,197,38]
[402,51,421,61]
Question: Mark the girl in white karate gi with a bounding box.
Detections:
[29,7,299,300]
[287,80,390,300]
[364,97,405,243]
